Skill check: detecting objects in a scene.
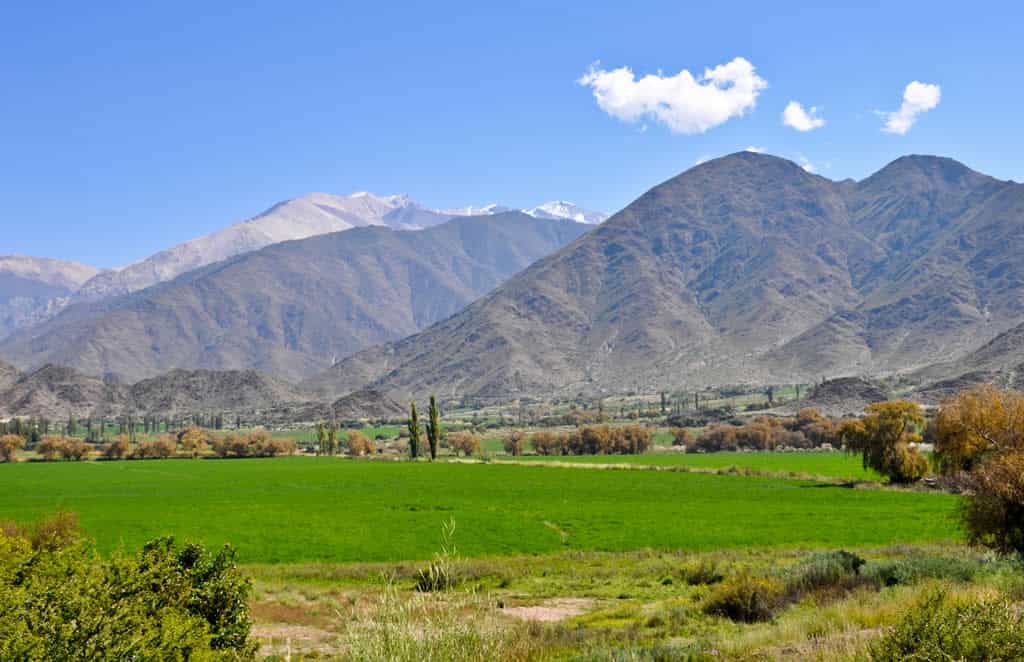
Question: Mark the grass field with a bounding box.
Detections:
[0,458,958,564]
[512,451,883,480]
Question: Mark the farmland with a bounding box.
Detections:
[512,450,884,480]
[0,457,957,564]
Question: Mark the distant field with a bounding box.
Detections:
[0,459,957,564]
[512,451,883,480]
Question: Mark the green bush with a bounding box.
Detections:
[703,573,784,623]
[863,557,978,587]
[0,517,255,660]
[784,550,866,594]
[871,589,1024,661]
[678,560,724,586]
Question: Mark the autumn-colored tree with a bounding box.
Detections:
[959,451,1024,557]
[933,385,1024,474]
[37,435,65,461]
[179,427,208,458]
[135,435,176,459]
[346,430,375,457]
[447,431,481,457]
[426,395,441,461]
[838,401,929,483]
[670,427,690,447]
[0,434,24,463]
[407,402,422,459]
[103,434,132,460]
[530,431,563,456]
[59,437,92,461]
[503,430,525,456]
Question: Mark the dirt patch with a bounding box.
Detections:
[502,598,594,622]
[253,623,339,657]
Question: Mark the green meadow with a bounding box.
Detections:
[0,458,957,564]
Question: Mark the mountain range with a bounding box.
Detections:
[0,256,104,340]
[309,152,1024,401]
[0,213,588,382]
[0,193,607,341]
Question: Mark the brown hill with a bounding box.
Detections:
[0,214,587,383]
[127,369,309,416]
[310,153,1024,400]
[0,364,128,419]
[331,389,406,420]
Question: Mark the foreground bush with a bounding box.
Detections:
[862,556,979,587]
[871,589,1024,661]
[0,514,255,660]
[703,573,784,623]
[784,550,866,595]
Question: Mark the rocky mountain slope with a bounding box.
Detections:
[310,152,1024,400]
[0,364,312,419]
[0,214,588,383]
[72,193,607,305]
[0,256,102,340]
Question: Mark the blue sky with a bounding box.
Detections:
[2,1,1021,267]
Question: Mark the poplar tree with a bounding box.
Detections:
[407,402,421,459]
[426,395,441,461]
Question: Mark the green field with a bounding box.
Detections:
[0,458,957,564]
[512,451,883,480]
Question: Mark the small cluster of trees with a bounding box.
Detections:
[689,408,838,453]
[447,431,481,457]
[531,424,653,456]
[37,435,92,461]
[210,430,296,458]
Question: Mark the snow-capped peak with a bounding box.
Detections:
[525,201,609,225]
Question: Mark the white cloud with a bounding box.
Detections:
[782,101,826,131]
[695,154,712,166]
[880,81,941,135]
[578,57,767,134]
[797,155,816,173]
[744,145,766,153]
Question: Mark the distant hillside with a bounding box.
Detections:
[128,369,309,416]
[0,256,102,340]
[311,153,1024,400]
[1,214,588,382]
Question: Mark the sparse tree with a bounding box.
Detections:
[670,427,691,447]
[933,385,1024,474]
[346,430,375,457]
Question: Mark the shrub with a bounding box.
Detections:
[447,431,481,457]
[256,437,296,457]
[347,430,375,456]
[0,511,81,552]
[0,521,256,659]
[870,589,1024,661]
[678,560,724,586]
[414,519,460,592]
[784,550,866,594]
[703,573,784,623]
[0,434,23,463]
[862,556,979,587]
